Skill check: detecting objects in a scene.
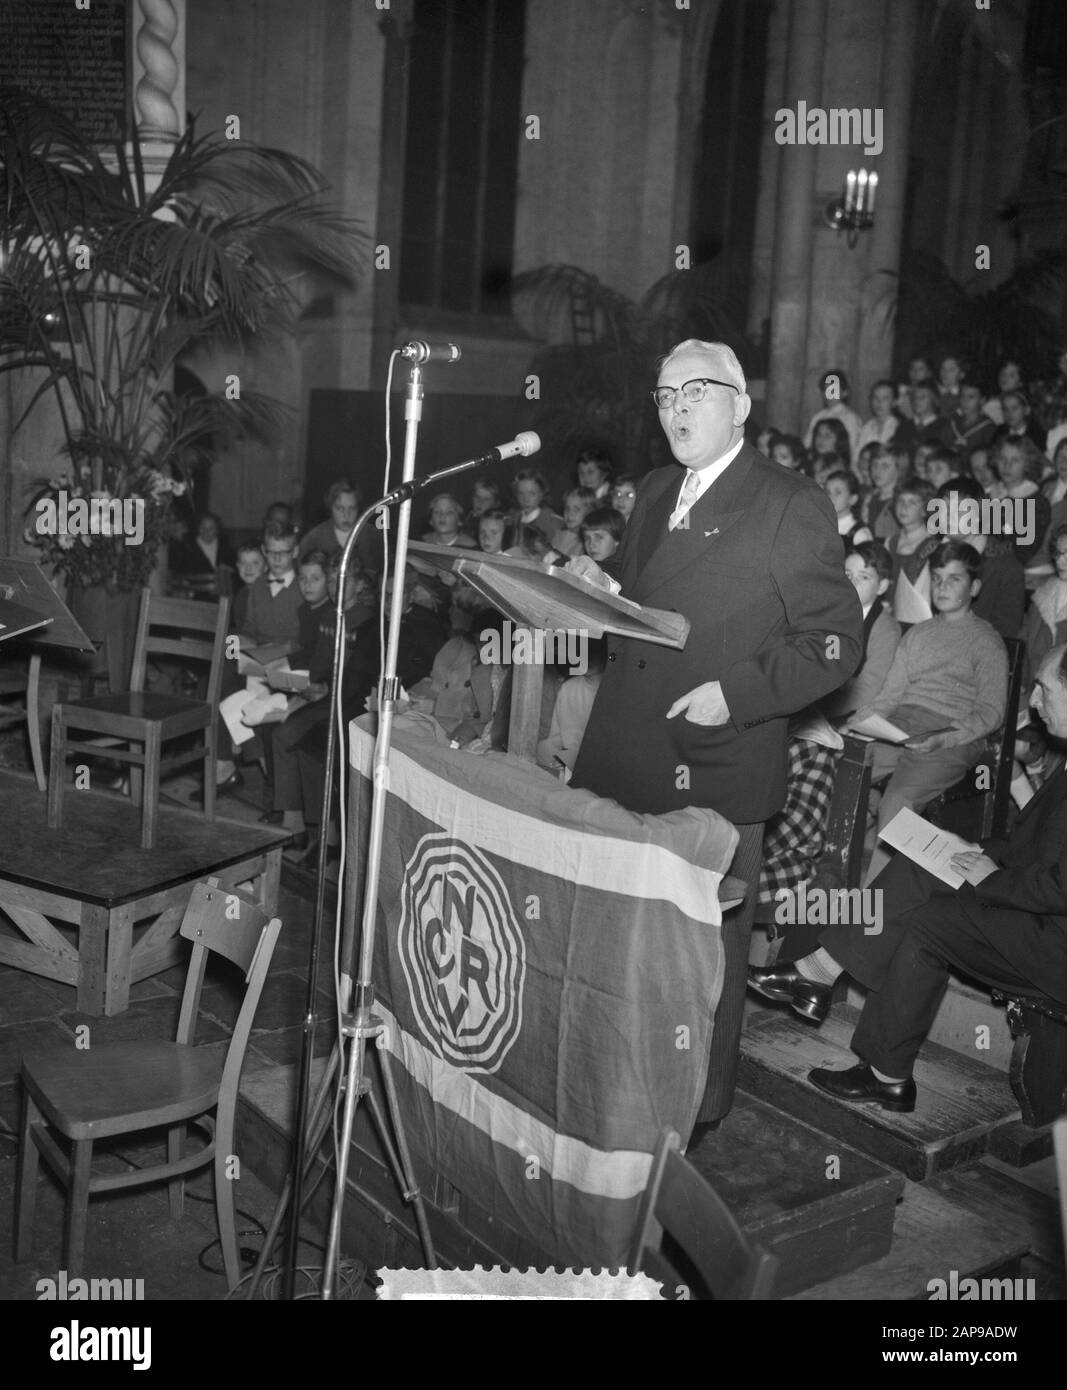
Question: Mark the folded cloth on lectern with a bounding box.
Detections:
[348,721,738,1269]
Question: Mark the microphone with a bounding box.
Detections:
[400,339,462,365]
[471,430,541,467]
[379,432,541,505]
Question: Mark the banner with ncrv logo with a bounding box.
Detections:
[348,721,738,1268]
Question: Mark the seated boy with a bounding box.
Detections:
[821,541,901,720]
[822,469,872,546]
[216,522,304,787]
[846,540,1008,883]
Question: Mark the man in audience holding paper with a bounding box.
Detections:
[747,644,1067,1114]
[843,540,1008,883]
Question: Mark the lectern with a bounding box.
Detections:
[407,542,690,760]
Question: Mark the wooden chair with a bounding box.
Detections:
[0,648,45,790]
[926,636,1025,842]
[47,589,230,850]
[14,880,281,1289]
[628,1129,778,1300]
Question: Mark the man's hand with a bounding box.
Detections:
[666,681,731,726]
[950,850,999,885]
[904,732,952,753]
[565,555,613,591]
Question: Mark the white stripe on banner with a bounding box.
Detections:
[377,1001,653,1200]
[351,728,725,926]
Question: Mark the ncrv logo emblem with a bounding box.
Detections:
[398,833,525,1072]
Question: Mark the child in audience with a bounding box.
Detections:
[934,476,1024,639]
[575,448,613,499]
[968,444,999,495]
[610,475,638,522]
[811,453,845,488]
[422,492,477,549]
[580,507,625,577]
[804,368,863,462]
[476,507,511,555]
[470,479,503,521]
[808,417,852,475]
[935,354,965,416]
[512,468,562,543]
[1020,523,1067,687]
[822,469,872,546]
[230,542,266,633]
[886,479,939,625]
[551,487,597,557]
[506,524,563,564]
[924,446,960,492]
[856,379,901,454]
[854,442,879,489]
[862,446,903,540]
[238,522,304,652]
[846,539,1008,882]
[983,360,1025,426]
[995,437,1050,566]
[217,522,305,787]
[948,380,996,454]
[771,434,807,472]
[290,551,333,667]
[821,541,901,720]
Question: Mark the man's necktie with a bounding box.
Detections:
[269,580,285,596]
[670,469,701,531]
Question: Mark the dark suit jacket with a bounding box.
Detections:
[823,761,1067,1008]
[968,761,1067,1003]
[571,444,863,822]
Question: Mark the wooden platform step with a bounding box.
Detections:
[791,1167,1033,1300]
[687,1090,903,1298]
[740,1003,1022,1182]
[237,1063,903,1294]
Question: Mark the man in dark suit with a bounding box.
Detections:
[567,339,864,1134]
[756,644,1067,1112]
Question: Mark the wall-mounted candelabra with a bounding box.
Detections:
[824,169,878,247]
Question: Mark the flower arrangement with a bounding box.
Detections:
[26,460,186,590]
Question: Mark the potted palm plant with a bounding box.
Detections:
[0,86,361,678]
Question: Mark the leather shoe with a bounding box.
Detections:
[748,964,832,1025]
[283,830,310,856]
[808,1062,916,1113]
[258,809,284,824]
[215,769,243,794]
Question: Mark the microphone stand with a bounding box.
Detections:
[277,361,451,1299]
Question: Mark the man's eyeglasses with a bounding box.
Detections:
[650,378,739,409]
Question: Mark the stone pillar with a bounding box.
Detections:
[856,0,920,394]
[763,0,829,432]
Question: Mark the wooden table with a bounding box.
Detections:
[0,774,289,1016]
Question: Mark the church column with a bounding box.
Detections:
[857,0,919,393]
[764,0,829,432]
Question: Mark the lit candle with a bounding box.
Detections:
[866,171,879,218]
[856,169,869,215]
[845,170,857,213]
